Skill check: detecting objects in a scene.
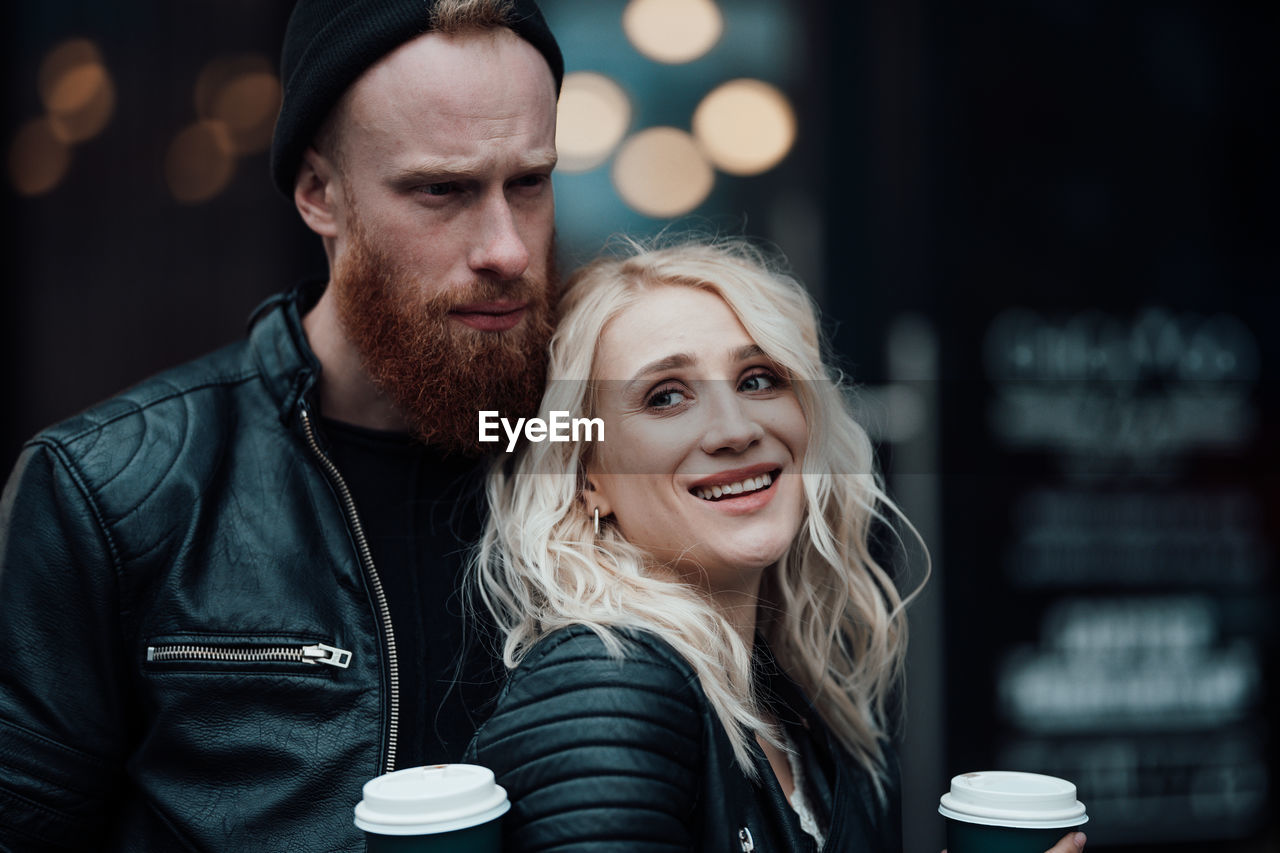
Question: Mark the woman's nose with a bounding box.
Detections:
[698,387,765,454]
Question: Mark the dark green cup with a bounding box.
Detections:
[944,818,1085,853]
[363,818,502,852]
[939,771,1088,853]
[355,764,509,853]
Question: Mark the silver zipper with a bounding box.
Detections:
[146,642,352,668]
[739,827,755,851]
[299,401,400,774]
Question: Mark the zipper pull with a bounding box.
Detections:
[738,827,754,851]
[303,643,352,668]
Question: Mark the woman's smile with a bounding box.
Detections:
[585,285,809,585]
[687,464,783,515]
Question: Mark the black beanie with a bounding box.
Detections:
[269,0,564,197]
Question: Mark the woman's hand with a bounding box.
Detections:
[1044,832,1087,852]
[942,831,1086,853]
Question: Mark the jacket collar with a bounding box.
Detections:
[246,280,327,425]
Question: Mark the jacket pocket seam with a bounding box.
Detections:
[0,716,112,769]
[0,777,81,827]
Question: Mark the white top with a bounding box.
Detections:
[780,728,828,848]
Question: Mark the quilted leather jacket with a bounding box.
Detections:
[466,625,903,852]
[0,284,402,851]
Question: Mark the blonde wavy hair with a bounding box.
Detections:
[472,238,924,793]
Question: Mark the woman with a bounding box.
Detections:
[465,241,1084,853]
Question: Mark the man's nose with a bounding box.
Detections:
[699,386,765,455]
[469,192,531,281]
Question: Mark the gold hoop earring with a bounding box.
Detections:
[594,507,600,535]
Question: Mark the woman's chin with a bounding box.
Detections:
[690,537,793,580]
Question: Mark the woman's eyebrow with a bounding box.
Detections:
[633,353,693,377]
[623,353,694,395]
[623,344,768,392]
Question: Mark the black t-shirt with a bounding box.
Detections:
[321,418,501,767]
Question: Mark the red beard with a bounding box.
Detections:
[331,216,556,456]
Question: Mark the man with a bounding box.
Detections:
[0,0,562,848]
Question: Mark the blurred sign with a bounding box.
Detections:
[943,305,1273,849]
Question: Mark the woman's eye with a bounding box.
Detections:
[739,371,779,393]
[646,386,687,409]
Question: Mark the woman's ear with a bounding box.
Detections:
[580,478,613,519]
[294,147,340,239]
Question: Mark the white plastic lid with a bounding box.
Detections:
[354,764,510,836]
[938,771,1088,829]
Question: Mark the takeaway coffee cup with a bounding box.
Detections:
[939,771,1088,853]
[354,764,509,852]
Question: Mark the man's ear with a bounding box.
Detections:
[294,147,340,238]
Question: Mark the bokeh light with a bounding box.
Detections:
[612,127,714,218]
[556,72,631,173]
[195,55,282,156]
[622,0,723,65]
[47,65,116,144]
[210,72,281,155]
[165,120,236,203]
[38,38,115,144]
[693,78,796,176]
[8,118,72,196]
[37,39,101,105]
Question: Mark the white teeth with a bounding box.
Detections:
[693,472,777,501]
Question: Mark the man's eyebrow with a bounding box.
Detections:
[390,149,558,184]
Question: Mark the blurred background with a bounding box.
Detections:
[4,1,1276,850]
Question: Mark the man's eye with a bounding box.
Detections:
[421,182,455,197]
[512,174,547,190]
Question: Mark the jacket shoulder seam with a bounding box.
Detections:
[28,370,261,448]
[519,625,698,682]
[25,438,124,575]
[509,627,703,711]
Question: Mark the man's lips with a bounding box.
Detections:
[448,301,528,332]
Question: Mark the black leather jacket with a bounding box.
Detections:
[0,285,399,851]
[466,625,903,852]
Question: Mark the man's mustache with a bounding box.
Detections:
[373,274,547,316]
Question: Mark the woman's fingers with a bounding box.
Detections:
[946,829,1086,853]
[1044,831,1087,852]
